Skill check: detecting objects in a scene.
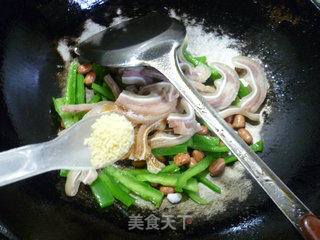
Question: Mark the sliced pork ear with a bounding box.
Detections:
[232,56,268,113]
[189,80,215,93]
[130,120,166,174]
[139,82,179,102]
[179,62,211,83]
[148,131,193,149]
[219,106,260,122]
[65,169,98,197]
[141,67,169,82]
[202,62,240,110]
[115,91,176,116]
[115,82,178,124]
[60,101,112,113]
[104,74,121,98]
[167,98,201,135]
[130,120,166,160]
[83,102,116,119]
[121,67,153,85]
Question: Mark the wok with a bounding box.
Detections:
[0,0,319,239]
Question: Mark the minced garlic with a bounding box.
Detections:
[84,113,134,168]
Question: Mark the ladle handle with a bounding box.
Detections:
[300,214,320,240]
[0,143,49,186]
[147,47,318,239]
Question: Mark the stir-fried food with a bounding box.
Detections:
[53,42,267,208]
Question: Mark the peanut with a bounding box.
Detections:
[209,158,225,176]
[174,153,191,166]
[77,63,92,75]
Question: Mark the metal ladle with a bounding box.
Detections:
[75,13,320,239]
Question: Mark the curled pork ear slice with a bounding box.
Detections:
[60,101,112,113]
[179,62,211,83]
[65,169,98,197]
[121,67,153,85]
[83,102,116,119]
[104,74,121,98]
[115,83,178,124]
[219,106,260,122]
[189,80,215,93]
[130,120,166,173]
[167,98,201,135]
[149,131,193,149]
[232,56,268,113]
[202,62,240,110]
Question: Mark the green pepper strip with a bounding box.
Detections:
[196,170,221,194]
[59,169,69,177]
[185,189,213,205]
[232,96,241,106]
[175,155,214,192]
[76,73,85,104]
[88,94,101,104]
[104,166,164,208]
[65,61,78,105]
[224,140,264,164]
[92,83,115,101]
[90,173,114,208]
[160,164,180,173]
[182,43,221,80]
[53,97,78,128]
[191,134,221,152]
[238,81,251,98]
[168,160,174,165]
[194,56,207,64]
[152,140,190,157]
[102,172,135,207]
[152,134,225,159]
[91,63,109,85]
[122,168,149,175]
[136,173,198,192]
[117,182,131,194]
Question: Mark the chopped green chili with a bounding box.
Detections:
[102,172,135,207]
[232,96,241,106]
[65,61,78,105]
[175,155,214,192]
[59,169,69,177]
[160,164,180,173]
[88,94,101,104]
[76,73,85,104]
[53,97,78,128]
[238,81,251,99]
[136,173,198,192]
[122,168,149,175]
[92,83,115,101]
[152,141,189,157]
[185,189,213,205]
[91,63,109,85]
[90,174,114,208]
[196,171,221,194]
[194,56,207,65]
[191,134,220,151]
[104,166,164,208]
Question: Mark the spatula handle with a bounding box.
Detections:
[147,47,319,239]
[300,214,320,240]
[0,143,49,186]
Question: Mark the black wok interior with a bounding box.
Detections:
[0,0,319,239]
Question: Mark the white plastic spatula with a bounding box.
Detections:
[0,114,106,187]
